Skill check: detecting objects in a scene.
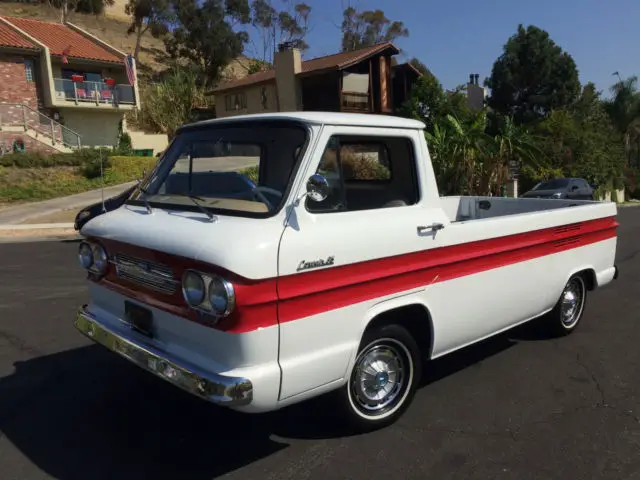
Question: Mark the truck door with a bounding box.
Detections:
[275,125,449,400]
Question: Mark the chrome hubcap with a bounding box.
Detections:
[351,343,406,413]
[561,278,583,327]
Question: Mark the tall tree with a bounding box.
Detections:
[485,24,581,124]
[398,71,472,134]
[165,0,251,85]
[604,75,640,166]
[250,0,312,64]
[125,0,172,62]
[408,57,431,76]
[340,7,408,52]
[45,0,115,22]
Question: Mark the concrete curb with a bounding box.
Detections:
[0,181,136,225]
[0,234,83,244]
[0,223,75,230]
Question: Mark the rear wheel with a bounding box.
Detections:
[545,274,587,336]
[338,323,422,432]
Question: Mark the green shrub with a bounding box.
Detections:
[239,165,259,183]
[321,148,390,180]
[115,132,133,156]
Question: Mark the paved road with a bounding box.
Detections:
[1,209,639,480]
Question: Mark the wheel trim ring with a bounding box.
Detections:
[560,277,586,328]
[348,337,414,420]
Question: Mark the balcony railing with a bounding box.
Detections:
[341,91,371,113]
[0,103,81,149]
[53,78,136,106]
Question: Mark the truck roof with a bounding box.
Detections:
[180,112,426,132]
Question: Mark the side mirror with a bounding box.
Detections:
[306,174,329,202]
[571,185,579,191]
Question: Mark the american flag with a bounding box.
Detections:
[125,54,136,86]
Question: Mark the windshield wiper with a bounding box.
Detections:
[136,179,153,214]
[185,193,216,222]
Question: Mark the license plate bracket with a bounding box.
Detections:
[124,301,154,338]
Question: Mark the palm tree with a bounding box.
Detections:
[605,75,640,166]
[485,116,544,196]
[426,111,487,195]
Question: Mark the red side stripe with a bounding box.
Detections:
[88,216,617,334]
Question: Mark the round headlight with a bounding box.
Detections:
[208,276,235,316]
[78,242,93,269]
[92,244,108,274]
[182,271,206,306]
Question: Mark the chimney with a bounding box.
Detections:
[274,45,302,112]
[474,74,480,85]
[469,73,474,85]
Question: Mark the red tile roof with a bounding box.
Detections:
[0,20,37,50]
[2,16,123,63]
[213,42,399,93]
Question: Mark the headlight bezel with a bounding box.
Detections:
[181,269,236,320]
[78,240,109,277]
[78,242,93,269]
[208,276,236,317]
[182,270,207,307]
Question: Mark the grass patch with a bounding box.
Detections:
[0,156,156,204]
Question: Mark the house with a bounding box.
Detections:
[0,16,140,154]
[209,42,422,119]
[446,73,488,111]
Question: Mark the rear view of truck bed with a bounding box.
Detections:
[440,196,605,223]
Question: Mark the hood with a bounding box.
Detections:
[80,204,285,279]
[521,189,563,198]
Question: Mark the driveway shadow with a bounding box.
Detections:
[0,328,524,479]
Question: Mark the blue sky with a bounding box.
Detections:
[247,0,639,98]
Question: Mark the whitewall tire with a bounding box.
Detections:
[339,323,422,432]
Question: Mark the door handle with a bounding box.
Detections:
[417,223,445,234]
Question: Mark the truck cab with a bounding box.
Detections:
[75,112,618,432]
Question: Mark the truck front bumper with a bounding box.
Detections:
[74,305,253,407]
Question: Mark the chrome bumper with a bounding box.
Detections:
[74,305,253,407]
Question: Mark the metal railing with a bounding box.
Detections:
[53,78,136,106]
[0,103,82,149]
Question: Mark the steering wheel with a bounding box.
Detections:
[251,186,283,211]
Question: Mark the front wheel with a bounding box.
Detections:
[338,324,422,432]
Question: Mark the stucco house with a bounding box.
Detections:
[209,42,423,119]
[0,16,140,154]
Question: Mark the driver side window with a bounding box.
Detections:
[306,135,419,213]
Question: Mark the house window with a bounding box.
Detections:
[261,87,268,109]
[225,92,247,111]
[24,59,34,83]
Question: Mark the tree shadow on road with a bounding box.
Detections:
[0,328,527,479]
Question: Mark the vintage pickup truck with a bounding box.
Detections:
[75,112,619,431]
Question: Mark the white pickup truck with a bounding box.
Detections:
[75,112,619,431]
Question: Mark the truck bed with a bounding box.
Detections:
[440,196,605,223]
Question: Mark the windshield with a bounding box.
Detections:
[533,178,570,190]
[128,121,309,217]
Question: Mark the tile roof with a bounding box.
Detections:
[213,42,399,93]
[0,20,37,50]
[2,16,123,63]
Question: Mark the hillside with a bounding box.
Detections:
[0,2,251,81]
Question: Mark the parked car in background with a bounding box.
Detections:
[520,178,596,200]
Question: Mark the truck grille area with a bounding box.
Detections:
[111,253,178,294]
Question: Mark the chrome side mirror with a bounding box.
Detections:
[306,174,329,202]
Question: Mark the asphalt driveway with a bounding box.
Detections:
[0,208,639,479]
